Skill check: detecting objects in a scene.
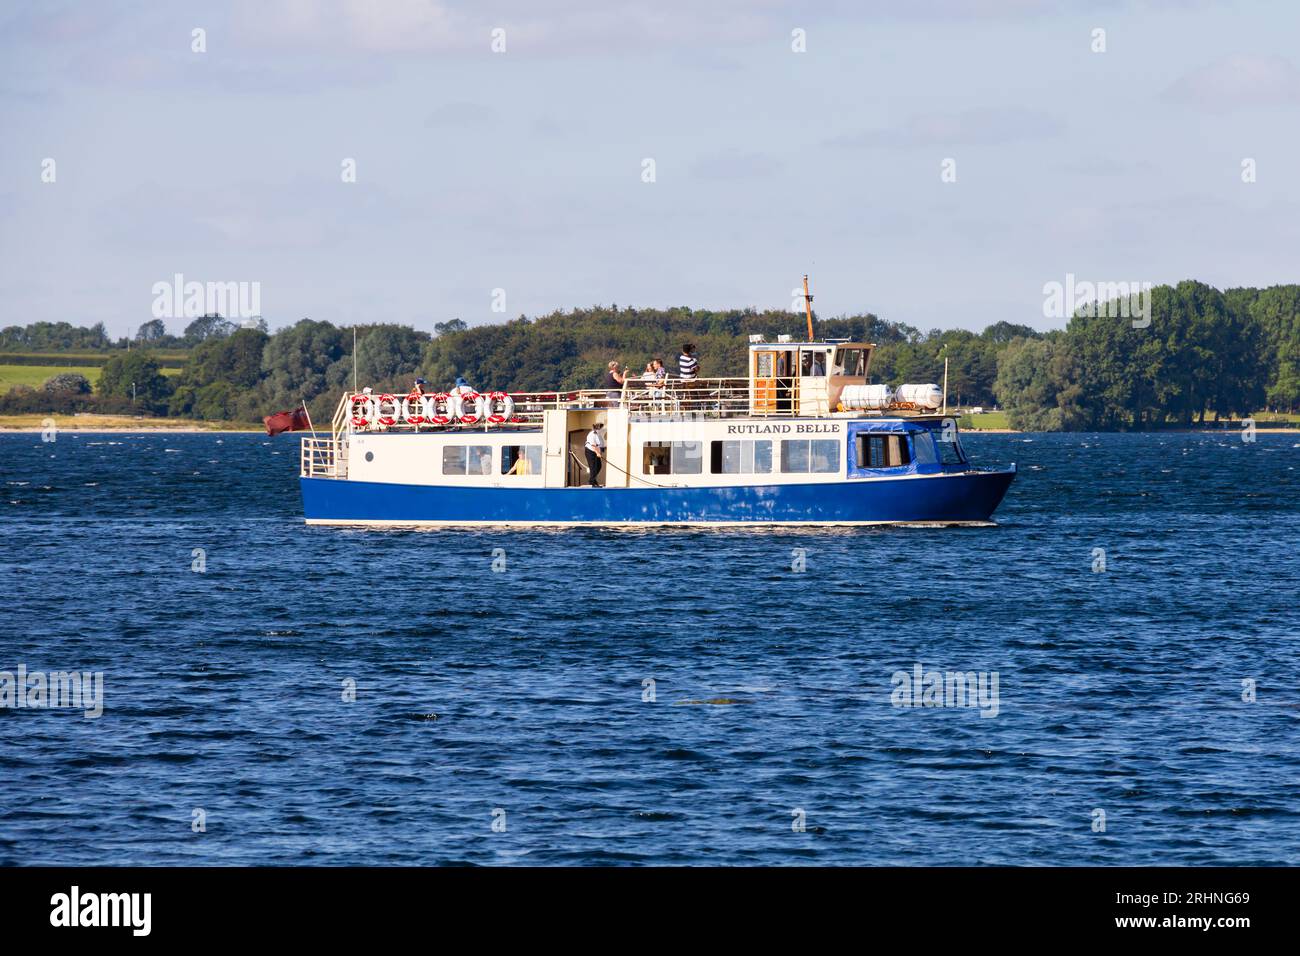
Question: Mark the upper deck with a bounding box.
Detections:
[331,339,945,435]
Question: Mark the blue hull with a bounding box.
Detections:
[300,468,1016,526]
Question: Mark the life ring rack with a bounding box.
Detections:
[405,390,426,425]
[348,388,525,429]
[450,390,484,426]
[375,393,399,428]
[351,393,374,429]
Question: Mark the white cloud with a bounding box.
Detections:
[424,102,496,128]
[828,108,1063,149]
[1164,54,1300,112]
[690,148,782,181]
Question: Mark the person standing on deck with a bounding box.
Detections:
[603,361,629,406]
[678,343,699,410]
[678,344,698,382]
[584,422,605,487]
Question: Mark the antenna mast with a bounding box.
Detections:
[802,274,815,341]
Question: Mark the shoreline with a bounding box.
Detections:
[3,425,1296,435]
[0,413,263,433]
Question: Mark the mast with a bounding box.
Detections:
[942,356,949,416]
[802,274,815,341]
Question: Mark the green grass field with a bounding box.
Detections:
[1,349,188,364]
[0,364,182,391]
[0,364,104,390]
[963,410,1010,430]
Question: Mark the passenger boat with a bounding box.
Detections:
[298,333,1017,527]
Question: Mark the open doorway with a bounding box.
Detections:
[565,414,606,487]
[776,349,795,414]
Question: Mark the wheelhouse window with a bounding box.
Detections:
[912,432,939,466]
[781,438,840,474]
[501,445,542,476]
[836,348,864,377]
[642,441,702,475]
[934,428,966,466]
[443,445,493,475]
[710,439,773,474]
[855,434,912,469]
[800,349,829,377]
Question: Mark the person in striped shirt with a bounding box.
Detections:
[678,343,699,382]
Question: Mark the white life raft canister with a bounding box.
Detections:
[895,384,943,410]
[839,384,894,410]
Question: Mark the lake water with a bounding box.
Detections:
[2,430,1297,865]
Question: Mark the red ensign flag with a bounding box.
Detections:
[263,407,312,436]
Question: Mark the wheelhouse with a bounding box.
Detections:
[845,419,968,479]
[748,339,874,417]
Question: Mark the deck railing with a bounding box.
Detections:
[330,377,813,436]
[301,436,346,478]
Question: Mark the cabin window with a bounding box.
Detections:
[501,445,542,476]
[912,433,939,466]
[934,430,966,465]
[443,445,493,476]
[673,442,703,473]
[837,349,863,377]
[643,443,671,475]
[800,350,828,377]
[710,439,773,474]
[442,446,466,474]
[811,439,839,472]
[781,438,840,474]
[642,441,702,475]
[855,434,912,469]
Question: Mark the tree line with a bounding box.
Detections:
[2,280,1297,428]
[0,313,267,352]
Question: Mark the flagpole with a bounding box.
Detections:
[352,326,358,395]
[302,399,317,439]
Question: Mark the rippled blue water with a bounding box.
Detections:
[1,430,1297,865]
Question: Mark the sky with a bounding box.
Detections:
[2,0,1299,339]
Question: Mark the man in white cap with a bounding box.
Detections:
[584,422,605,487]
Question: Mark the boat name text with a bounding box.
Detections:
[725,423,840,435]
